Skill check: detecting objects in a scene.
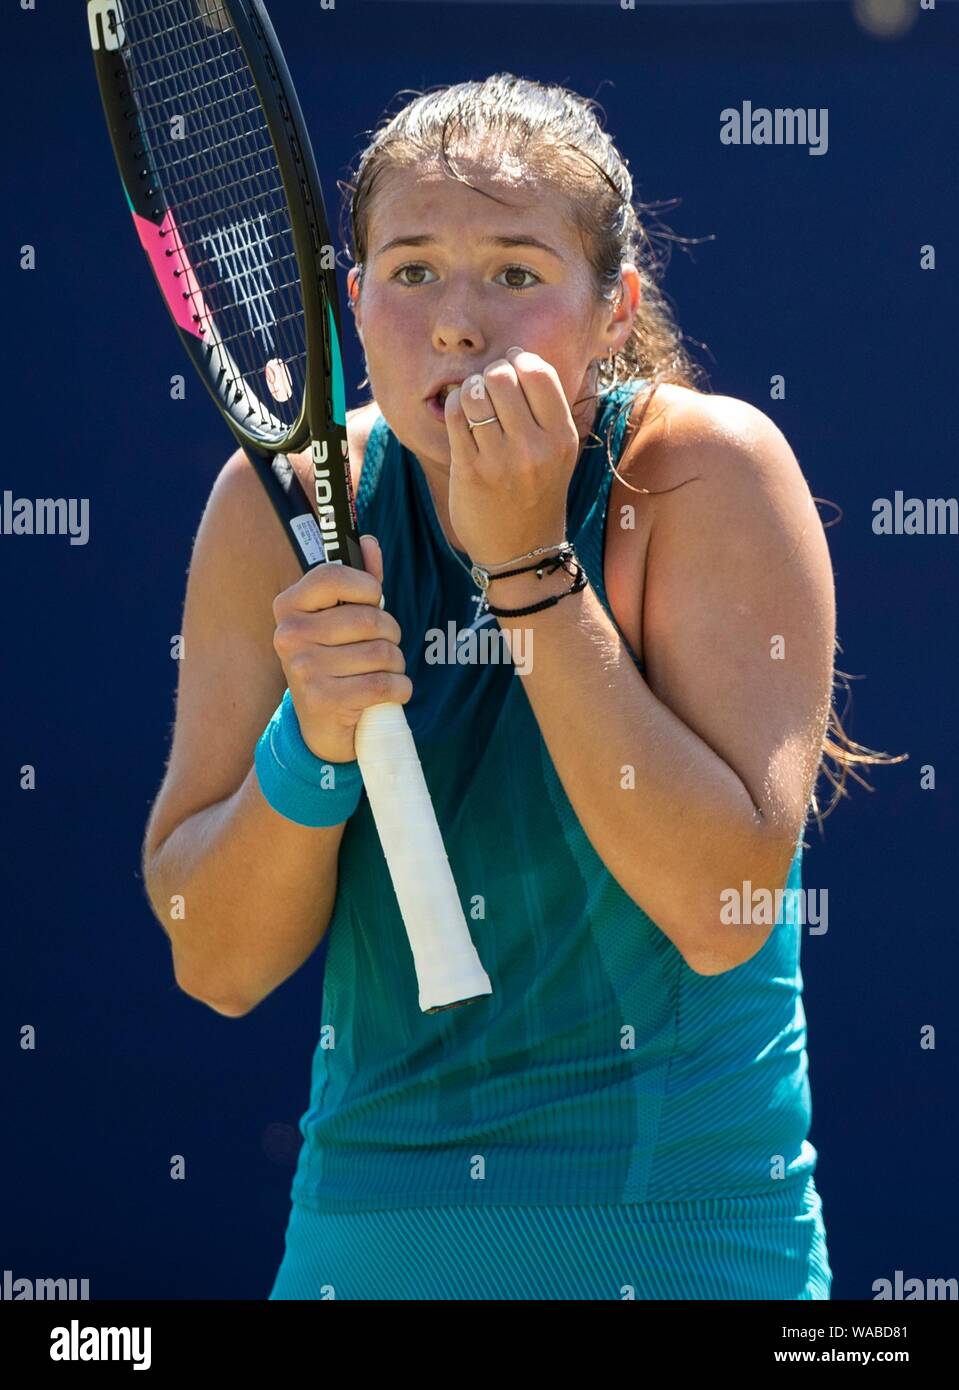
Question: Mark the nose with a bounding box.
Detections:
[431,284,488,356]
[433,323,487,355]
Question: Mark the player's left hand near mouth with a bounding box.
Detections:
[443,346,581,567]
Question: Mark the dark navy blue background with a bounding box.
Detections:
[2,0,956,1300]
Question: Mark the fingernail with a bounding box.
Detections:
[360,533,379,545]
[506,345,523,354]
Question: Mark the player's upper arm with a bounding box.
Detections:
[142,448,302,866]
[143,407,376,867]
[641,396,836,859]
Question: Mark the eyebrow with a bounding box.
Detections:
[374,233,565,262]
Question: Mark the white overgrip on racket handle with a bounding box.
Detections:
[353,706,492,1011]
[353,701,493,1014]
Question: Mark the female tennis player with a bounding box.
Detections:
[143,75,896,1300]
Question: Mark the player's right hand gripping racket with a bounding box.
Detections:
[88,0,492,1014]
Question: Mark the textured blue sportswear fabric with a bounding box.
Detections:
[269,381,832,1299]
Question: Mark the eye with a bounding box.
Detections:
[495,265,541,291]
[389,262,543,291]
[391,262,438,287]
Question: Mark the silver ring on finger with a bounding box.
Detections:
[467,414,500,432]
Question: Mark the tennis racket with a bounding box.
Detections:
[88,0,492,1014]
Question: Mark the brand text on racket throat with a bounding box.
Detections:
[425,619,532,673]
[310,441,347,559]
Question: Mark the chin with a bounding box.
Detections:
[396,415,449,469]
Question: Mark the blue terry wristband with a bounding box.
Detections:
[254,688,363,828]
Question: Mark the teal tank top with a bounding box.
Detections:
[289,380,818,1214]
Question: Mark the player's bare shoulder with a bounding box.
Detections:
[620,382,806,504]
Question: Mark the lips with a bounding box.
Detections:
[427,379,467,405]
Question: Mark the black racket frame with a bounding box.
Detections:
[91,0,362,572]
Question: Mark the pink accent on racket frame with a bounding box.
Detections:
[133,209,213,339]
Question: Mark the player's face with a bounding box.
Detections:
[349,156,630,472]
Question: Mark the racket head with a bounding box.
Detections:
[89,0,348,467]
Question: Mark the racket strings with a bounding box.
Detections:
[145,166,287,242]
[118,0,308,438]
[125,8,283,236]
[125,8,278,209]
[126,32,300,381]
[126,73,276,162]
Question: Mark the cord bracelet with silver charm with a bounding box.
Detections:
[480,544,588,618]
[468,539,571,595]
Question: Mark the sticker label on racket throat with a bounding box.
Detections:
[290,514,326,566]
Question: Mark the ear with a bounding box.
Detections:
[346,267,363,338]
[603,264,641,355]
[621,263,642,314]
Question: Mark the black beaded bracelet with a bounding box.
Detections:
[485,549,588,618]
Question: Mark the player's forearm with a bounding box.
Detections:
[492,571,795,973]
[144,765,346,1015]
